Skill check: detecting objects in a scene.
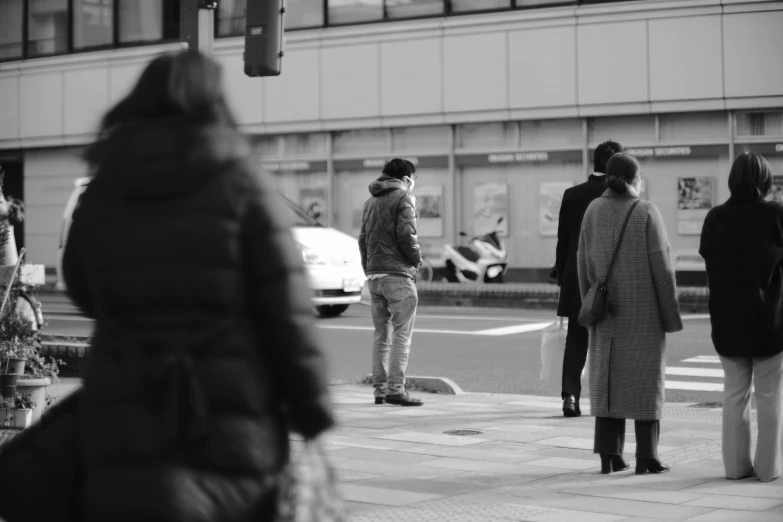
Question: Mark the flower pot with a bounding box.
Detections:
[16,377,50,425]
[1,408,31,429]
[0,373,19,387]
[6,358,26,375]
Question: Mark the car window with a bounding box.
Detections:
[279,194,321,227]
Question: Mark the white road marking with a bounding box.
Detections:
[666,367,724,378]
[316,322,551,336]
[665,380,724,392]
[681,314,711,320]
[681,355,721,364]
[471,322,553,336]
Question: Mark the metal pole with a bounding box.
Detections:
[181,0,216,55]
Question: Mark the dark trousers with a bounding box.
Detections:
[593,417,661,459]
[561,313,589,400]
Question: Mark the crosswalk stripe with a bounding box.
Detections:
[666,380,724,392]
[666,367,724,378]
[681,355,721,364]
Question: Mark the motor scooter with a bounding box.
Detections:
[442,217,508,283]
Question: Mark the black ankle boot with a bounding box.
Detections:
[635,458,670,475]
[611,455,629,472]
[600,454,612,474]
[600,454,628,474]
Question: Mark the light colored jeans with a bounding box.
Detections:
[720,352,783,482]
[370,275,418,397]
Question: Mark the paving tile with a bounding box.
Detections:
[436,471,552,488]
[679,459,727,471]
[663,429,723,440]
[481,423,557,433]
[472,441,553,453]
[523,507,627,522]
[339,484,443,506]
[339,419,412,429]
[558,485,706,504]
[330,446,440,464]
[532,436,595,450]
[659,436,716,448]
[398,443,546,464]
[422,457,535,474]
[615,473,715,492]
[685,510,783,522]
[524,457,600,471]
[327,456,464,479]
[324,435,414,451]
[477,430,560,443]
[382,408,455,417]
[354,477,492,496]
[683,494,783,511]
[683,480,783,499]
[379,431,489,446]
[337,470,385,482]
[522,492,713,520]
[531,447,598,460]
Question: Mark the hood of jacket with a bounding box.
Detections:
[89,118,251,202]
[369,176,408,198]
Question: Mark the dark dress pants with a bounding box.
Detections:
[594,417,661,459]
[561,312,589,400]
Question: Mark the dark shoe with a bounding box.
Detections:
[600,454,630,474]
[374,397,385,405]
[635,458,670,475]
[385,393,424,407]
[563,395,580,417]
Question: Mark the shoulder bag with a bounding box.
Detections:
[578,199,640,327]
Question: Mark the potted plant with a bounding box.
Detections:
[1,392,35,429]
[19,351,61,424]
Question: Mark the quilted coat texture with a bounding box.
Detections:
[578,189,683,421]
[0,118,335,522]
[358,176,422,279]
[700,197,783,358]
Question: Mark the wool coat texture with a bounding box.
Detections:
[0,118,335,522]
[578,189,683,421]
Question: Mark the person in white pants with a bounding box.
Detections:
[699,151,783,482]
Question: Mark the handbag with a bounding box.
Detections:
[274,439,345,522]
[578,200,640,327]
[539,316,568,387]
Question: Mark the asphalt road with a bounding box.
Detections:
[40,295,724,405]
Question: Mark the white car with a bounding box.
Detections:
[56,178,365,318]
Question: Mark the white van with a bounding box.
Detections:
[56,178,365,317]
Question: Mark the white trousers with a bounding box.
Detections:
[720,352,783,482]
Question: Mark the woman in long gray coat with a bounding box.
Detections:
[578,153,683,475]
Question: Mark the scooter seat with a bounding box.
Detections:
[456,246,481,263]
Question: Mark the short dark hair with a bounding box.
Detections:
[606,153,640,195]
[728,151,772,202]
[383,158,415,180]
[594,140,624,174]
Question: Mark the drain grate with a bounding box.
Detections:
[444,429,483,436]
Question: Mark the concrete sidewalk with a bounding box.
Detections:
[311,385,781,522]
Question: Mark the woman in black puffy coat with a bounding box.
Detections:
[0,51,335,521]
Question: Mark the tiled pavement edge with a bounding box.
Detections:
[309,385,780,522]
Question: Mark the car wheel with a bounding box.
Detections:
[316,304,350,318]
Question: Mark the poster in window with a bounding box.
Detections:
[767,176,783,205]
[351,186,369,229]
[299,186,327,224]
[415,184,444,238]
[474,183,509,237]
[677,177,715,235]
[539,181,574,236]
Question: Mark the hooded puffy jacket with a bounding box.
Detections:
[358,175,422,279]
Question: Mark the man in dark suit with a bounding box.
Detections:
[555,140,623,417]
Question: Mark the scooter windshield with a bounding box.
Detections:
[483,232,501,250]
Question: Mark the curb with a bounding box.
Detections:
[359,374,465,395]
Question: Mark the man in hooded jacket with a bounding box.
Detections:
[359,158,424,407]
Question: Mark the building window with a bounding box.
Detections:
[284,133,328,156]
[119,0,179,44]
[519,119,583,148]
[256,136,282,158]
[659,112,728,142]
[287,0,324,28]
[516,0,576,7]
[735,111,783,138]
[27,0,70,56]
[217,0,245,36]
[73,0,113,49]
[386,0,444,19]
[0,0,24,60]
[333,129,389,155]
[328,0,384,25]
[588,115,656,146]
[449,0,511,14]
[392,126,450,152]
[457,123,518,150]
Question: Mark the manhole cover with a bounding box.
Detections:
[444,429,483,436]
[690,402,722,408]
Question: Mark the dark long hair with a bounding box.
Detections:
[728,151,773,202]
[84,51,237,166]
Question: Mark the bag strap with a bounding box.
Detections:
[604,199,640,284]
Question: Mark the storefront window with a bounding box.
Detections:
[449,0,511,14]
[328,0,384,25]
[457,123,517,150]
[284,134,328,156]
[392,126,450,152]
[385,0,444,19]
[217,0,245,36]
[287,0,325,28]
[28,0,69,56]
[119,0,179,44]
[516,0,575,7]
[588,115,656,146]
[0,0,24,60]
[73,0,113,49]
[257,136,283,158]
[660,112,728,142]
[519,119,583,148]
[735,111,783,138]
[333,129,389,155]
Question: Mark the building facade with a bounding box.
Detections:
[1,0,782,281]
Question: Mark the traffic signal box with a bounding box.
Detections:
[244,0,286,77]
